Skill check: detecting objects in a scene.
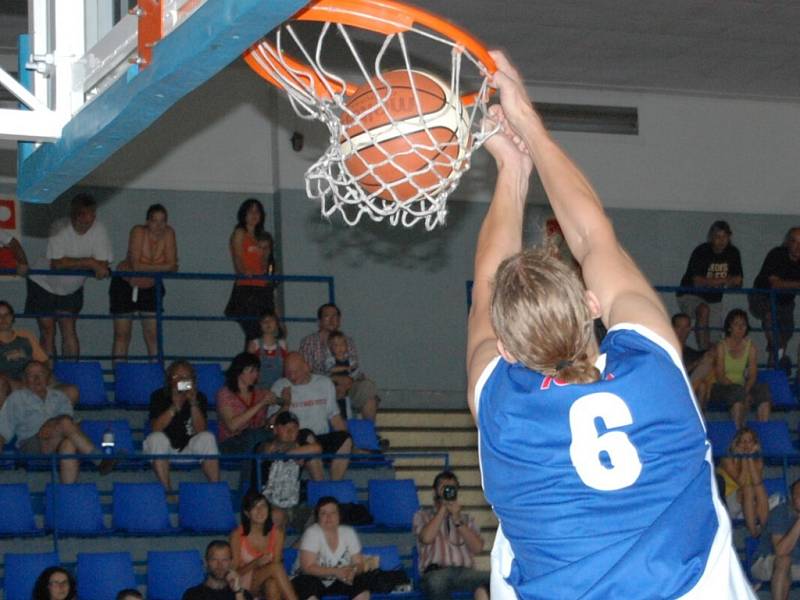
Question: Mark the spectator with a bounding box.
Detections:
[413,471,489,600]
[748,226,800,373]
[32,566,76,600]
[116,591,143,600]
[257,411,321,530]
[183,540,253,600]
[110,203,178,362]
[326,330,362,419]
[225,198,278,343]
[710,309,772,428]
[677,220,743,351]
[217,352,278,455]
[0,228,29,276]
[247,310,288,391]
[299,304,379,422]
[230,489,297,600]
[0,360,112,482]
[0,301,79,408]
[25,192,113,358]
[143,360,220,489]
[671,312,714,407]
[718,427,770,537]
[293,496,371,600]
[751,479,800,600]
[271,352,352,480]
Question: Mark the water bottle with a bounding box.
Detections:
[101,428,115,456]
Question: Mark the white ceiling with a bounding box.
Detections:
[1,1,799,101]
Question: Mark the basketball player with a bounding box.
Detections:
[467,51,755,599]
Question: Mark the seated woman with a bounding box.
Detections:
[709,308,771,428]
[231,489,297,600]
[0,301,77,408]
[32,566,76,600]
[293,496,371,600]
[217,352,279,455]
[717,427,770,537]
[248,311,288,392]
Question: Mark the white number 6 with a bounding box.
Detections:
[569,392,642,491]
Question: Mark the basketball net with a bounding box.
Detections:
[245,1,497,230]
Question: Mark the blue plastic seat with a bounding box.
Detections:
[748,420,799,460]
[0,483,40,535]
[706,420,737,459]
[178,481,236,532]
[368,479,420,529]
[758,369,797,409]
[114,362,164,407]
[361,545,402,570]
[79,419,135,454]
[3,551,60,600]
[283,547,298,573]
[193,362,224,407]
[45,483,106,534]
[764,476,788,502]
[307,479,359,507]
[147,550,205,600]
[348,419,380,451]
[113,482,173,533]
[76,552,136,600]
[53,360,109,407]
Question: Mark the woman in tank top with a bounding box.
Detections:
[225,198,278,345]
[109,204,177,362]
[709,308,771,428]
[230,489,297,600]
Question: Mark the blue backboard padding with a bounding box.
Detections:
[17,0,310,204]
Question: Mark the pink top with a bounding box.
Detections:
[236,525,279,591]
[216,387,271,442]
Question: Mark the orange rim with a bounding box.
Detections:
[244,0,495,103]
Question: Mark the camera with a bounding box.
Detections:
[442,485,458,501]
[177,380,193,392]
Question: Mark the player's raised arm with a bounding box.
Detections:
[466,107,533,418]
[490,50,678,353]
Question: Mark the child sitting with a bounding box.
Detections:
[325,330,361,418]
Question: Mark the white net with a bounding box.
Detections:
[248,13,497,230]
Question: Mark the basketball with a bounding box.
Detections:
[340,69,470,202]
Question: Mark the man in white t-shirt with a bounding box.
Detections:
[271,352,353,480]
[25,193,113,358]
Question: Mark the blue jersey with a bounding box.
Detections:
[476,324,754,599]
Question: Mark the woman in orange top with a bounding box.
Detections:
[225,199,278,344]
[109,204,177,361]
[231,489,297,600]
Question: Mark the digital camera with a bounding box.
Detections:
[177,380,193,392]
[442,485,458,501]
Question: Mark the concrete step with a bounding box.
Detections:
[383,428,477,447]
[392,447,478,468]
[377,409,474,428]
[395,466,483,487]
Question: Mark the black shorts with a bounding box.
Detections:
[24,279,83,315]
[299,429,351,456]
[292,573,371,600]
[109,276,164,314]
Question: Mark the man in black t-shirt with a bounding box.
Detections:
[142,360,220,489]
[182,540,253,600]
[677,220,743,351]
[748,227,800,373]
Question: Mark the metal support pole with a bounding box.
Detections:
[155,273,165,368]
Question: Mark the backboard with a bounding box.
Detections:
[0,0,310,204]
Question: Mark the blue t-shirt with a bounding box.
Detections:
[477,324,736,599]
[757,502,800,561]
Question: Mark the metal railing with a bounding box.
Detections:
[1,267,335,366]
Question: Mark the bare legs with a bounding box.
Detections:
[251,562,298,600]
[112,315,159,362]
[37,315,79,359]
[37,415,98,483]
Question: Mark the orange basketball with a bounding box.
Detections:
[340,69,469,202]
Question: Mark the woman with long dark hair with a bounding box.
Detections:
[225,198,278,344]
[32,566,76,600]
[230,489,297,600]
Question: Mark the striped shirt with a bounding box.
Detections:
[413,507,479,573]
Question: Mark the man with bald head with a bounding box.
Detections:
[271,352,352,479]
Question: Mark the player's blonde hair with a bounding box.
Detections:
[491,246,600,384]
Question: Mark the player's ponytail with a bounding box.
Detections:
[492,246,601,384]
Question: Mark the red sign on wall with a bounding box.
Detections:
[0,198,16,230]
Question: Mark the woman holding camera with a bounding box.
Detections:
[143,360,220,489]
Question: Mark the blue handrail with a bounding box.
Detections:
[1,268,335,367]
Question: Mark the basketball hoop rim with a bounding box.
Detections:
[243,0,496,101]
